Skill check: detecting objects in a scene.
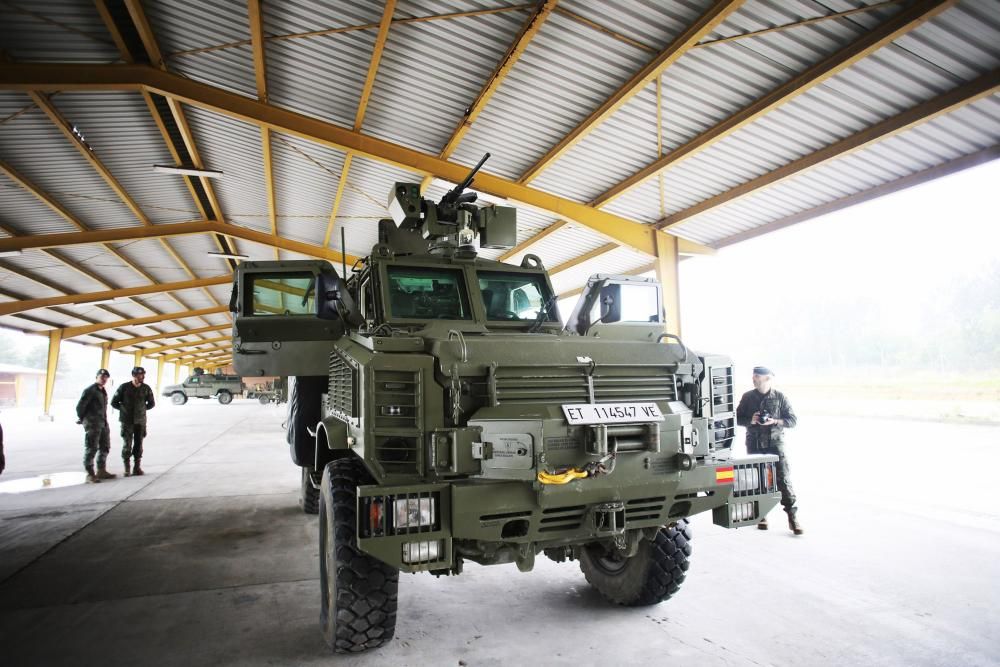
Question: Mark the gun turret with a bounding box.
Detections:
[439,152,491,208]
[383,152,516,257]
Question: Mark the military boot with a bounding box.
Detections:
[96,465,117,480]
[757,518,768,530]
[788,514,804,536]
[132,460,144,476]
[85,467,101,484]
[123,459,132,477]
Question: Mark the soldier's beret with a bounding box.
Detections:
[752,366,774,376]
[131,366,146,376]
[96,368,111,377]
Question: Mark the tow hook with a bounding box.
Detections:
[592,501,627,551]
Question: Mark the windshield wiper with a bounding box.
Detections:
[528,295,557,333]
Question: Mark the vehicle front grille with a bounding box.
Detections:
[328,351,357,422]
[373,370,419,429]
[538,505,586,533]
[489,365,677,406]
[625,496,667,523]
[709,366,734,415]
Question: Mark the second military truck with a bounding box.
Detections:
[231,157,780,654]
[162,368,244,405]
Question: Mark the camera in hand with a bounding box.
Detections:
[757,410,771,424]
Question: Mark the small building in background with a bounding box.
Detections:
[0,364,46,407]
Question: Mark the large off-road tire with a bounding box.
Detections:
[319,458,398,653]
[259,394,270,405]
[579,519,692,606]
[171,392,187,405]
[299,466,319,514]
[217,390,233,405]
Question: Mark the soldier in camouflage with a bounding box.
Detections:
[111,366,155,477]
[736,366,802,535]
[76,369,117,483]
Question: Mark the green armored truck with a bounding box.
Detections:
[230,157,780,654]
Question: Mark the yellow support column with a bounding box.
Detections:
[134,350,143,369]
[43,329,62,419]
[100,343,111,370]
[174,363,181,384]
[653,230,681,337]
[156,361,164,396]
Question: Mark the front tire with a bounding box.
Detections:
[217,390,233,405]
[579,520,692,606]
[319,458,398,653]
[171,392,187,405]
[299,466,319,514]
[259,394,270,405]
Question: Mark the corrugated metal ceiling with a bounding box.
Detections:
[0,0,997,353]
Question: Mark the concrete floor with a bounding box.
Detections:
[0,398,997,666]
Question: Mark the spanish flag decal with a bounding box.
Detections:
[715,466,735,484]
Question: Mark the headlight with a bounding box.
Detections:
[729,501,757,523]
[734,466,760,493]
[402,540,442,564]
[394,497,435,530]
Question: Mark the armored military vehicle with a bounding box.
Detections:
[231,156,780,654]
[162,368,243,405]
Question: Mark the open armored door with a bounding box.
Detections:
[231,260,347,377]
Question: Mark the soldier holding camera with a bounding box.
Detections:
[736,366,802,535]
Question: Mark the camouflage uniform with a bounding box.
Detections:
[76,382,111,473]
[111,381,155,467]
[736,388,798,518]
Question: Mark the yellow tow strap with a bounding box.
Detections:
[537,468,589,485]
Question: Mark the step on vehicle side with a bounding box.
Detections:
[231,155,780,654]
[161,368,244,405]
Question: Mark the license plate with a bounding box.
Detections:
[562,402,664,425]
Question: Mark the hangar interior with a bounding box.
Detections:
[0,0,998,664]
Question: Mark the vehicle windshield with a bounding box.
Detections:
[249,273,315,316]
[386,266,472,320]
[477,271,557,322]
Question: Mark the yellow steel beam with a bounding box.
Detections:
[0,219,216,252]
[138,335,230,355]
[549,243,618,276]
[100,343,111,370]
[248,0,279,260]
[160,343,232,363]
[0,220,359,264]
[26,90,220,320]
[0,159,181,299]
[517,0,743,184]
[438,0,556,161]
[592,0,958,207]
[693,0,908,49]
[322,1,396,249]
[120,0,239,265]
[166,4,535,60]
[653,231,680,336]
[658,69,1000,230]
[0,275,232,317]
[0,64,723,257]
[558,262,655,299]
[498,220,569,263]
[174,363,181,383]
[55,306,228,340]
[43,329,61,417]
[134,350,143,368]
[165,350,233,365]
[110,323,232,350]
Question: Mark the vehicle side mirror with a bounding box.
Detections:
[315,273,342,321]
[315,272,364,327]
[599,284,621,323]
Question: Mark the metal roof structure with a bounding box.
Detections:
[0,0,998,381]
